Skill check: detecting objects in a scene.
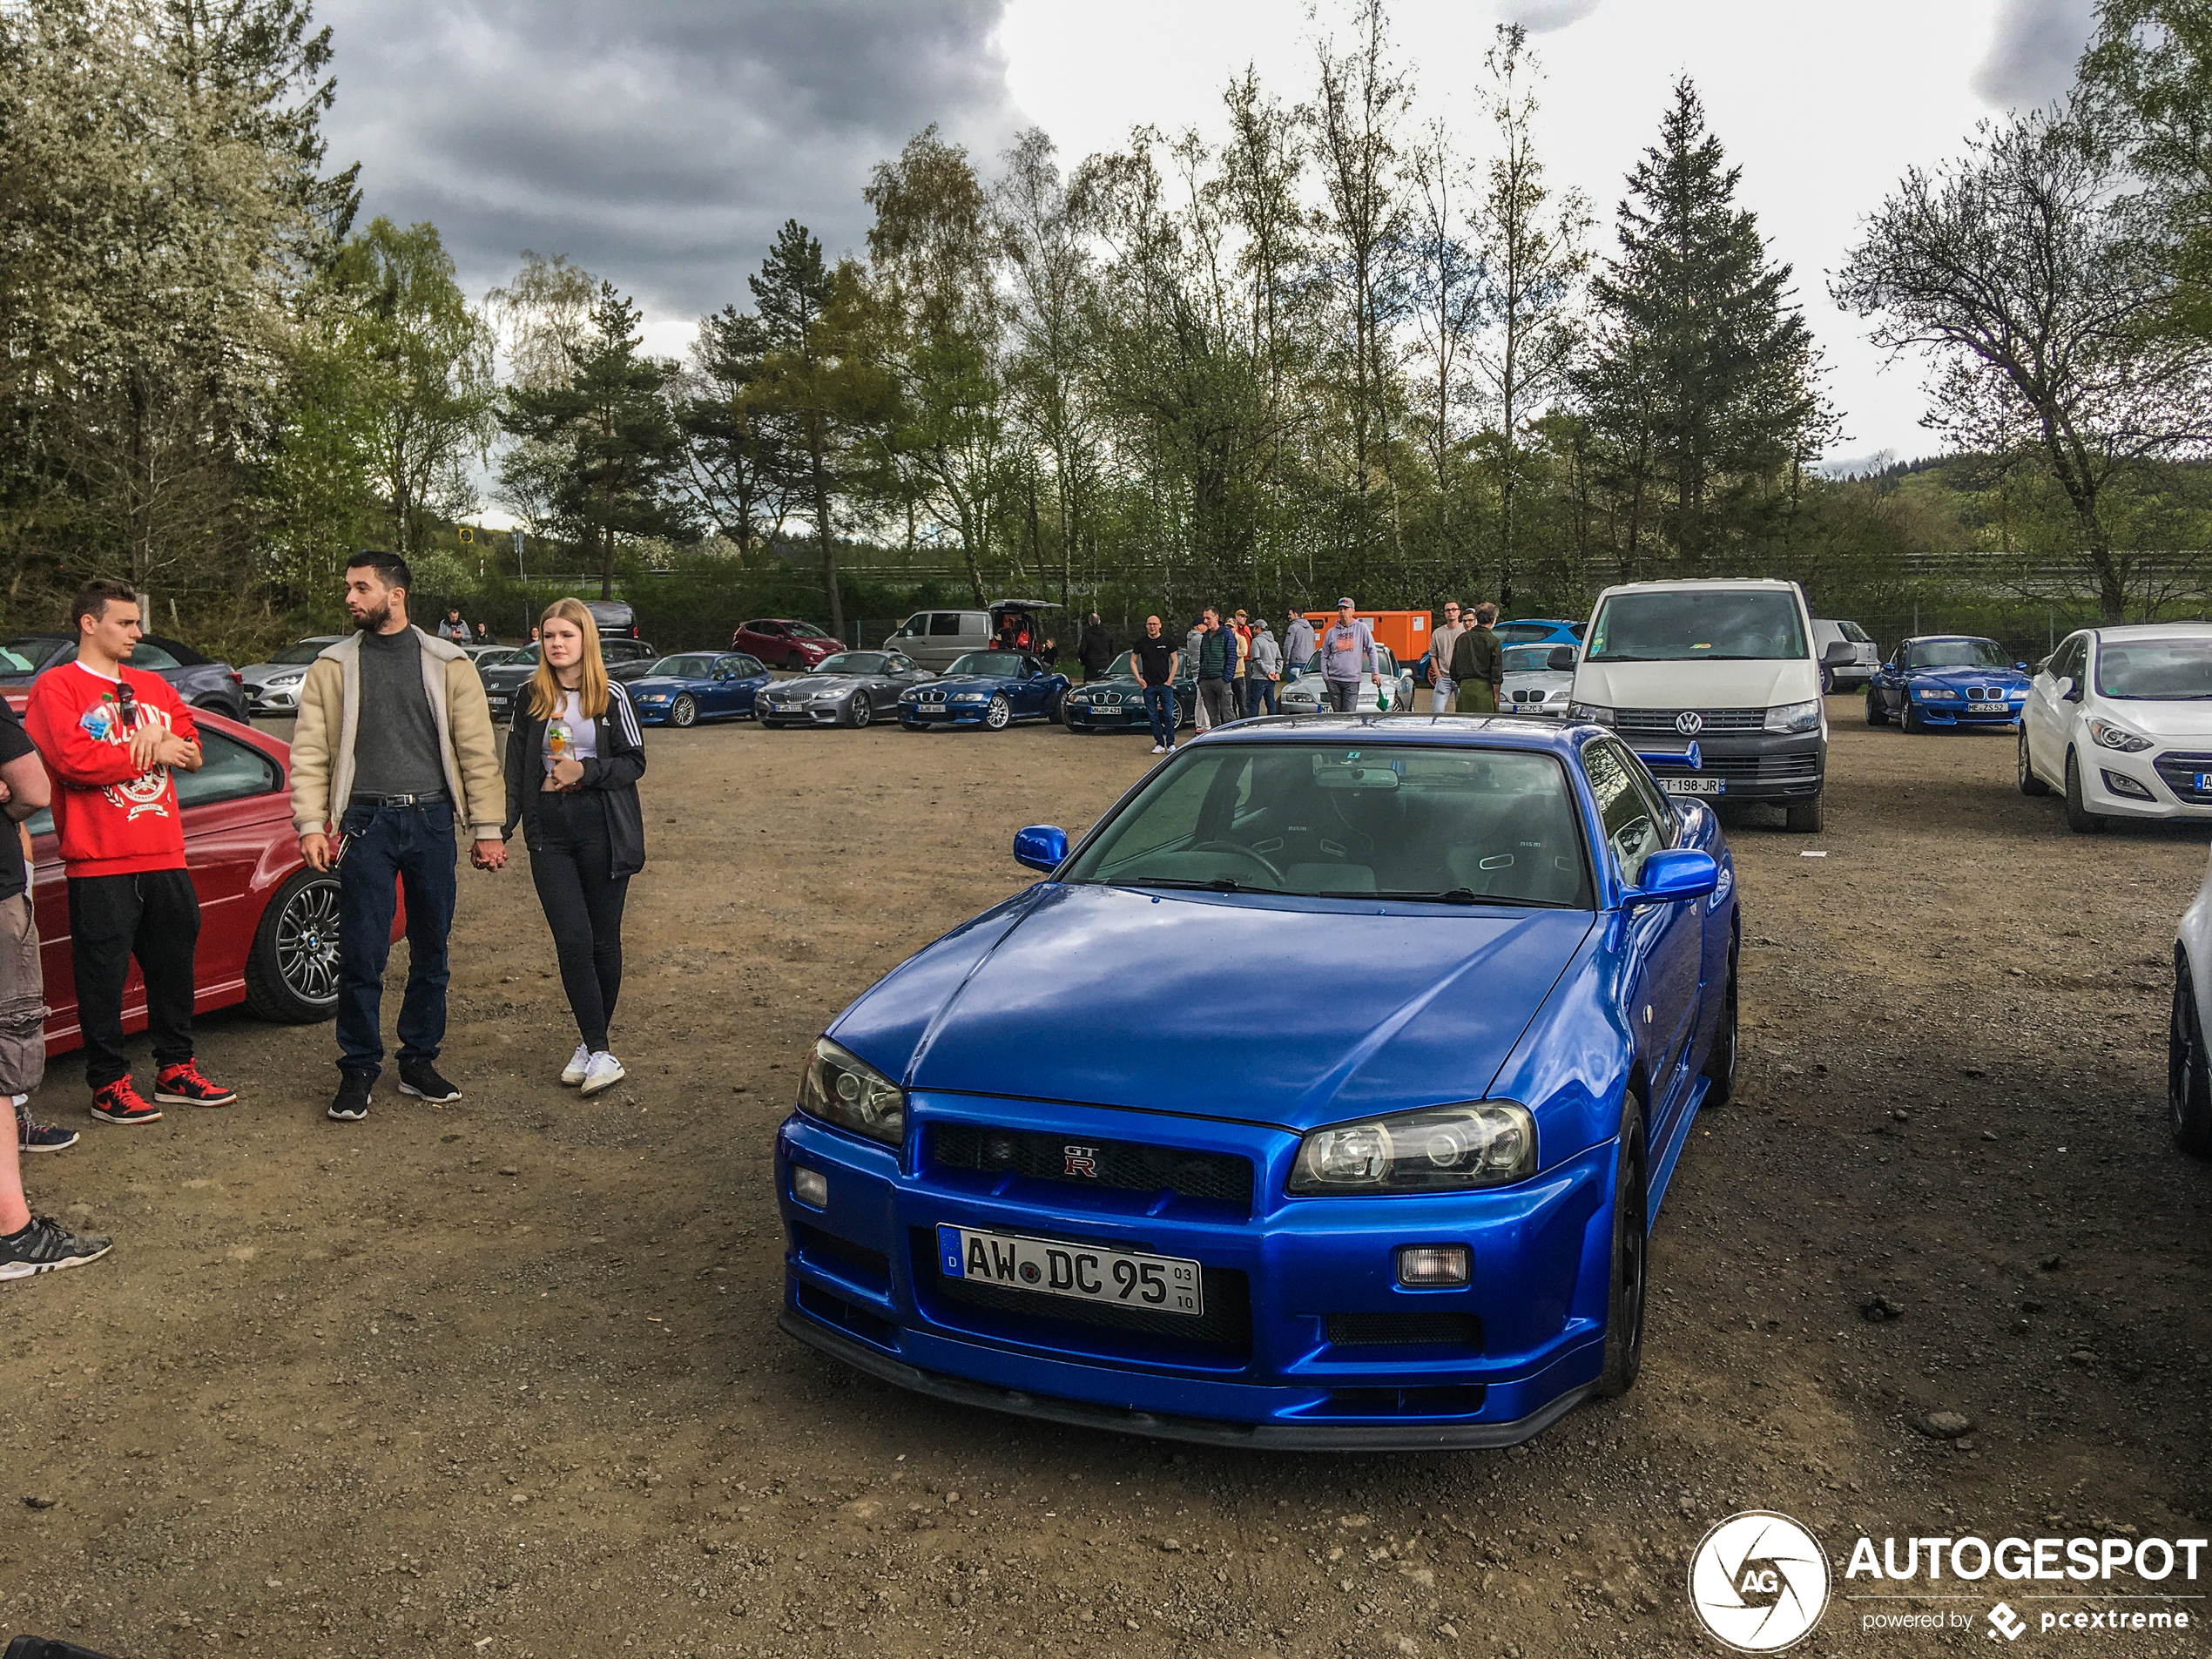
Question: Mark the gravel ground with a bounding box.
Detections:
[3,697,2208,1658]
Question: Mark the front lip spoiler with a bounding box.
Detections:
[778,1311,1598,1451]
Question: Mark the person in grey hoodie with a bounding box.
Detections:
[1246,619,1283,716]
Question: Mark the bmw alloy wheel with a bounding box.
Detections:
[277,879,341,1007]
[671,693,698,728]
[983,693,1011,731]
[848,696,873,728]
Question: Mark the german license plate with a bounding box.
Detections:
[934,1224,1204,1317]
[1967,702,2010,714]
[919,707,949,718]
[2195,773,2212,793]
[1660,777,1723,796]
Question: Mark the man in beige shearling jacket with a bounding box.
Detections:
[288,552,505,1122]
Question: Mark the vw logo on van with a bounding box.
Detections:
[1676,711,1704,736]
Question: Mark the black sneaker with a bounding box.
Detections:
[397,1061,462,1104]
[15,1096,78,1154]
[0,1216,113,1280]
[327,1071,372,1123]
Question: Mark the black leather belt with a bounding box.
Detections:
[350,790,449,807]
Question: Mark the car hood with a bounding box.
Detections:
[773,674,869,693]
[919,675,1026,693]
[629,675,711,693]
[2089,698,2212,739]
[830,883,1596,1132]
[1912,667,2027,689]
[1573,658,1817,708]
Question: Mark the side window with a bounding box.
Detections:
[928,612,965,637]
[1583,740,1663,887]
[174,730,280,812]
[2052,635,2086,684]
[887,655,913,673]
[128,643,181,670]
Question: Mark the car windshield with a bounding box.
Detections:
[1106,651,1136,678]
[1503,646,1560,673]
[1062,742,1593,907]
[2095,639,2212,700]
[815,652,887,675]
[651,654,718,678]
[273,639,331,664]
[947,651,1027,678]
[1496,624,1555,645]
[0,637,64,674]
[1906,637,2009,671]
[1585,590,1807,662]
[789,622,832,639]
[474,648,519,668]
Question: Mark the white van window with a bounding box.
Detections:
[1587,590,1807,664]
[928,613,966,637]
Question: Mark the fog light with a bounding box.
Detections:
[2102,770,2155,800]
[791,1166,828,1209]
[1396,1244,1470,1287]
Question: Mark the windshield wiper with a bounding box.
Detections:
[1107,875,1285,894]
[1369,888,1570,908]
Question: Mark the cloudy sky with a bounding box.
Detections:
[318,0,2100,469]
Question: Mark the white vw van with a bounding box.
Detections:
[1568,577,1845,833]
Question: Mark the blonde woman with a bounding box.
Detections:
[501,600,647,1095]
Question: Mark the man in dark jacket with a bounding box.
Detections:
[1078,614,1114,681]
[1450,603,1506,713]
[1194,607,1238,728]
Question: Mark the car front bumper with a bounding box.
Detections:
[248,686,300,714]
[1065,698,1157,730]
[2081,744,2212,819]
[1643,731,1824,801]
[1906,698,2022,728]
[900,705,995,726]
[761,701,846,725]
[775,1094,1619,1446]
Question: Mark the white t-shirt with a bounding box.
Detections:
[543,689,599,773]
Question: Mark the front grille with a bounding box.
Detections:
[1616,707,1767,736]
[930,1123,1254,1208]
[1325,1312,1482,1348]
[1697,748,1822,780]
[917,689,948,704]
[1089,692,1123,707]
[2155,752,2212,803]
[917,1230,1252,1356]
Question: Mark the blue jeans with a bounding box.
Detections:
[1244,676,1278,716]
[336,800,457,1078]
[1143,685,1178,746]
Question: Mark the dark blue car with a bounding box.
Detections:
[775,715,1739,1447]
[897,651,1070,731]
[1866,635,2030,733]
[627,651,772,727]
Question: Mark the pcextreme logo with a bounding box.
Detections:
[1688,1511,1832,1652]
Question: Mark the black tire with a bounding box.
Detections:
[1701,932,1738,1107]
[671,693,698,728]
[1048,687,1069,725]
[1865,688,1886,726]
[848,697,873,729]
[1596,1112,1649,1399]
[243,868,342,1023]
[2173,954,2212,1157]
[1901,698,1926,734]
[2018,725,2052,795]
[982,693,1011,732]
[1784,795,1824,834]
[2064,750,2105,833]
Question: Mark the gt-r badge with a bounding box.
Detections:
[1063,1145,1101,1178]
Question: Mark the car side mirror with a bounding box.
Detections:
[2015,662,2028,672]
[1622,848,1719,908]
[1821,640,1854,664]
[1546,644,1577,672]
[2060,677,2083,703]
[1014,824,1068,873]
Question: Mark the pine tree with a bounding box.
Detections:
[1577,80,1827,567]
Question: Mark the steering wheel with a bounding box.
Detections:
[1189,840,1287,886]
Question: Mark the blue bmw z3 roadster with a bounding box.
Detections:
[775,713,1740,1447]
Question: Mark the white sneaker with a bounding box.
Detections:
[1150,744,1164,754]
[580,1051,626,1096]
[561,1043,591,1086]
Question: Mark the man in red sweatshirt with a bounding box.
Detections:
[24,579,236,1125]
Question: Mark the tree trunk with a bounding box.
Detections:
[813,431,842,638]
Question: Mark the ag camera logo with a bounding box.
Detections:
[1688,1511,1831,1652]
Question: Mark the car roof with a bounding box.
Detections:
[1903,633,2000,644]
[1190,712,1599,756]
[2089,623,2212,639]
[1593,578,1798,595]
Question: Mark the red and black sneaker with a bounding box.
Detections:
[153,1060,238,1108]
[90,1077,162,1127]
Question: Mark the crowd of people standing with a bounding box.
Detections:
[3,555,648,1285]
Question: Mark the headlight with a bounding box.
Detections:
[1571,704,1615,725]
[1764,698,1822,734]
[2089,717,2153,752]
[953,692,988,704]
[1289,1103,1535,1194]
[796,1037,905,1147]
[268,671,304,685]
[1914,686,1960,700]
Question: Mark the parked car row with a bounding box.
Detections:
[2,632,249,723]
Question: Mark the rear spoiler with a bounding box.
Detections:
[1634,743,1702,772]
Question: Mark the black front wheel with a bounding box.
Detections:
[244,869,342,1023]
[2018,726,2052,796]
[1865,688,1887,726]
[2173,954,2212,1158]
[1596,1116,1649,1399]
[2064,750,2105,833]
[1701,934,1738,1106]
[1784,795,1824,834]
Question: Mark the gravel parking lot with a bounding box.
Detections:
[4,698,2209,1657]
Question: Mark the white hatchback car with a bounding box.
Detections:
[2020,624,2212,832]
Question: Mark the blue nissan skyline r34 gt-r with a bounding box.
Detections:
[775,713,1739,1447]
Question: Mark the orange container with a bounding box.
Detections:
[1301,609,1433,665]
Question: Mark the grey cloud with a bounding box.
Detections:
[1972,0,2097,109]
[317,0,1019,319]
[1497,0,1602,31]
